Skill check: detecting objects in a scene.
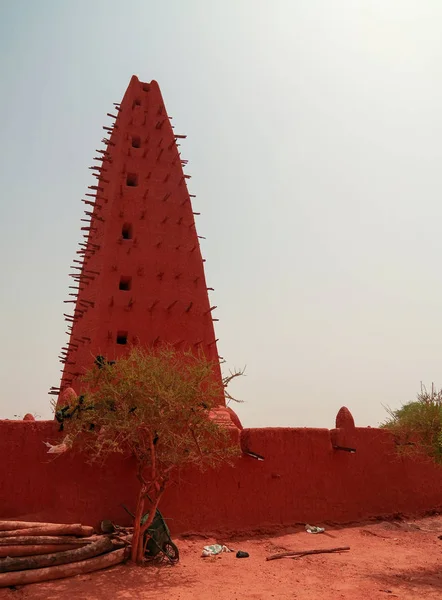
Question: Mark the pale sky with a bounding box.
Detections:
[1,0,441,428]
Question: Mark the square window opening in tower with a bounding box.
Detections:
[126,173,138,187]
[116,331,128,345]
[122,223,133,240]
[119,276,132,291]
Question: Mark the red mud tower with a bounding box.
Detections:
[51,76,223,404]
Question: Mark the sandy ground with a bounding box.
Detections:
[1,516,442,599]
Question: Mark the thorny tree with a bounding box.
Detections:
[381,383,442,464]
[56,345,243,563]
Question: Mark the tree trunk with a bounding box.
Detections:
[0,548,126,588]
[130,485,146,563]
[0,525,94,538]
[0,536,91,547]
[0,545,79,558]
[135,492,163,563]
[0,537,113,573]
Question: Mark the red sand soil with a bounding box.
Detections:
[1,516,441,599]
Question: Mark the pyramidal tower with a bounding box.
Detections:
[52,77,225,405]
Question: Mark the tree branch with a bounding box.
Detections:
[266,546,350,561]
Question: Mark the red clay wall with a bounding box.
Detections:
[1,417,441,534]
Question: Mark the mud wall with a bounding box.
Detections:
[1,411,441,534]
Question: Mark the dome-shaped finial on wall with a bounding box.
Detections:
[57,387,78,410]
[335,406,355,429]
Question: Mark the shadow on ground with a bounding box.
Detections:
[0,563,196,600]
[372,564,442,594]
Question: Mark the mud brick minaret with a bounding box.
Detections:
[51,76,223,404]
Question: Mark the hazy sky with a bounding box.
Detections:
[1,0,441,428]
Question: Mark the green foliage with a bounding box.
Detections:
[381,384,442,463]
[60,345,240,482]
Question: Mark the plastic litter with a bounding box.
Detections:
[43,435,73,454]
[236,550,249,558]
[201,544,232,557]
[305,524,325,534]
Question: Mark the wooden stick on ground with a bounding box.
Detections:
[0,525,94,538]
[0,548,126,588]
[266,546,350,561]
[0,537,114,573]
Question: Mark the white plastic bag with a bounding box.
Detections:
[201,544,232,557]
[43,435,73,454]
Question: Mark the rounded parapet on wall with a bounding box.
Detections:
[56,387,78,411]
[331,407,356,453]
[209,406,241,428]
[225,406,243,430]
[335,406,355,429]
[209,406,242,447]
[23,414,35,421]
